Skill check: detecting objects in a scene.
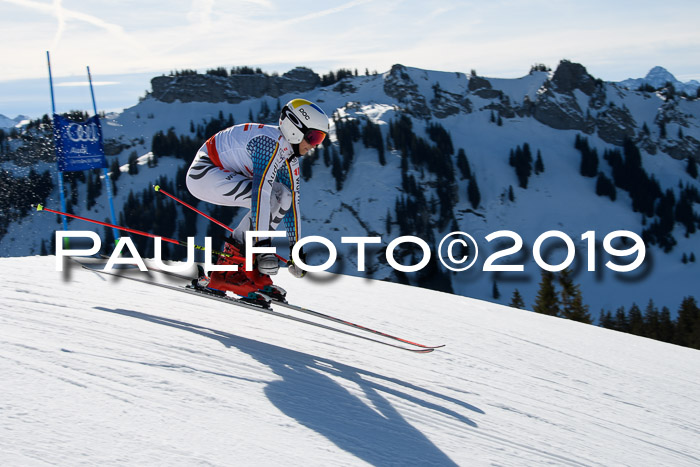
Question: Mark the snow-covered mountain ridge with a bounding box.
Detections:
[1,60,699,318]
[0,113,29,129]
[145,61,700,161]
[2,256,699,465]
[619,66,700,96]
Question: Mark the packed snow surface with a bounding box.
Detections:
[2,257,699,465]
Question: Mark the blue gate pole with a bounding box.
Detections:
[47,51,69,247]
[87,66,120,242]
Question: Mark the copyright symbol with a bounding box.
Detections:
[438,231,479,271]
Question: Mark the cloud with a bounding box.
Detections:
[1,0,698,83]
[280,0,375,25]
[2,0,141,49]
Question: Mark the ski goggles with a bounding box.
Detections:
[304,129,327,146]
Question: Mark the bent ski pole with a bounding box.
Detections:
[153,185,289,264]
[35,204,239,260]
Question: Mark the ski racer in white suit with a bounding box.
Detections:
[186,98,329,300]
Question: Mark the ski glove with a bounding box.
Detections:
[257,253,279,275]
[254,239,279,275]
[287,248,307,278]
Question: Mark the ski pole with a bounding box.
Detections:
[153,185,289,264]
[154,184,233,233]
[35,204,239,260]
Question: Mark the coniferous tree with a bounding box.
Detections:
[579,143,599,177]
[258,100,270,121]
[508,185,515,202]
[467,177,481,209]
[68,178,79,206]
[127,151,139,175]
[628,303,644,336]
[675,188,697,236]
[675,296,700,348]
[599,310,615,329]
[614,307,629,333]
[596,172,617,201]
[687,157,698,179]
[301,156,313,181]
[322,145,331,167]
[658,307,675,343]
[492,280,500,300]
[362,120,385,165]
[533,271,559,316]
[534,150,545,174]
[86,172,96,210]
[331,151,344,191]
[102,223,115,255]
[643,300,661,340]
[510,289,525,309]
[512,143,533,188]
[558,268,592,323]
[456,148,471,179]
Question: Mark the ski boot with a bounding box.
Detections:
[197,237,269,302]
[190,265,226,297]
[239,291,272,308]
[259,284,288,303]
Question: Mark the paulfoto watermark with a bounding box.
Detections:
[54,229,646,274]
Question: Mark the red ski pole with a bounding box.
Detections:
[36,204,239,259]
[154,185,289,264]
[154,185,233,233]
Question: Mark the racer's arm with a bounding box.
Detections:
[247,135,285,241]
[280,156,301,249]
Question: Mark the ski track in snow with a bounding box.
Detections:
[2,256,700,466]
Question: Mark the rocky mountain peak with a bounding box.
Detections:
[149,67,320,104]
[550,60,597,96]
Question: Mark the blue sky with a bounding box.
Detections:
[2,0,700,118]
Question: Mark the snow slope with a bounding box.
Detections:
[2,256,699,466]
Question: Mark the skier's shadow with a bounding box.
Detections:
[95,307,482,466]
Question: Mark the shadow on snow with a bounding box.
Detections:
[95,306,484,466]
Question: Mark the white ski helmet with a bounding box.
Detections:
[279,98,329,146]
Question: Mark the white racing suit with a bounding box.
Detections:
[186,123,301,251]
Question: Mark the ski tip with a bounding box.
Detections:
[413,344,445,352]
[154,184,161,192]
[36,203,44,211]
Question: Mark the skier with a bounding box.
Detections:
[185,98,329,303]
